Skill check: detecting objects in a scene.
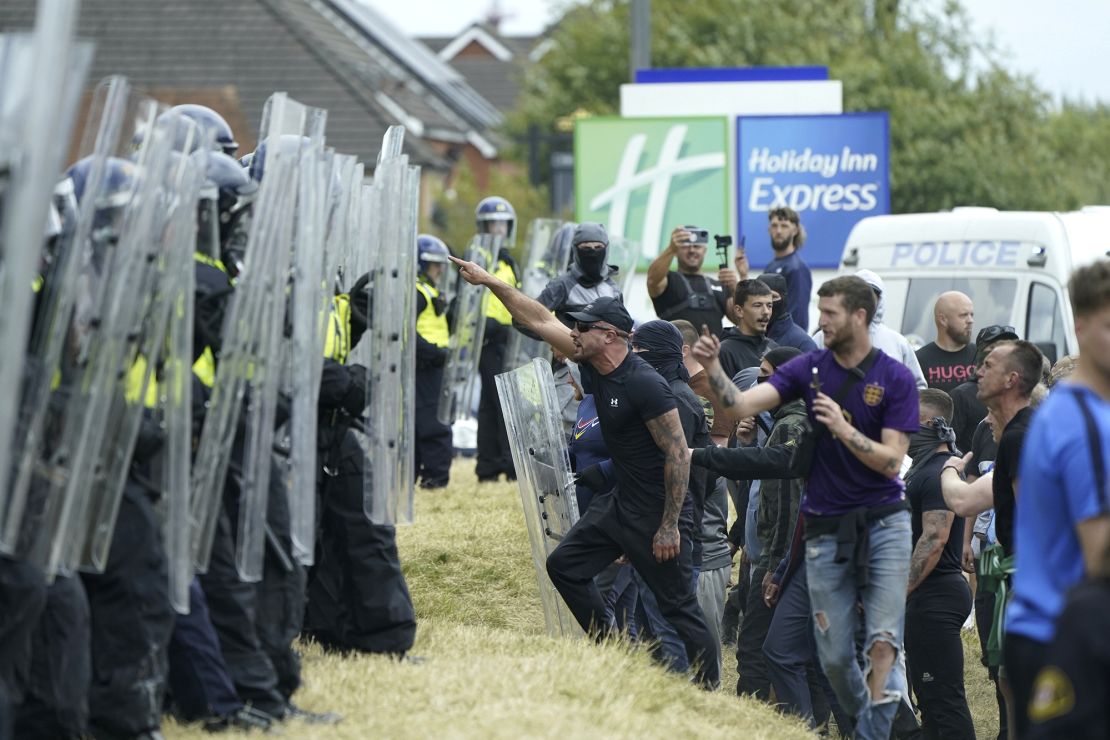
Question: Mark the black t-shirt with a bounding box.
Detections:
[651,272,729,338]
[580,352,678,515]
[906,451,965,581]
[969,417,999,477]
[916,342,977,394]
[950,379,987,454]
[993,406,1033,554]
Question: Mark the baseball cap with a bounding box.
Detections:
[976,325,1018,346]
[567,296,634,333]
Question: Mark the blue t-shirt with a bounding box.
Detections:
[763,251,813,332]
[1007,386,1110,643]
[767,348,919,515]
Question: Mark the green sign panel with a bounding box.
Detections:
[575,116,729,266]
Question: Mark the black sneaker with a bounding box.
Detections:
[203,706,273,733]
[284,702,342,725]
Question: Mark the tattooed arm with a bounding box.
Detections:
[908,510,955,593]
[645,409,691,563]
[693,329,781,423]
[812,391,909,478]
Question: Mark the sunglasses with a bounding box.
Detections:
[575,321,628,337]
[978,325,1016,344]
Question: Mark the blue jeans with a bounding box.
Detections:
[805,509,911,740]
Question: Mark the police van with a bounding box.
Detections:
[838,207,1110,363]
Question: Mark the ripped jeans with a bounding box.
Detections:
[805,509,911,740]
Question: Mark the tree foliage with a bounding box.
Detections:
[510,0,1110,213]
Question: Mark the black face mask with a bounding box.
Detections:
[908,417,957,465]
[575,246,607,281]
[770,298,786,323]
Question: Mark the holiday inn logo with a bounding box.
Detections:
[575,117,729,265]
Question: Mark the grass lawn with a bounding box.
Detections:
[166,460,1001,738]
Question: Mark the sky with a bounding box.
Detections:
[366,0,1110,105]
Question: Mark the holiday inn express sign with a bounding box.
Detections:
[574,117,729,265]
[575,111,889,269]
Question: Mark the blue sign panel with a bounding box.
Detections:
[635,66,828,84]
[737,113,890,270]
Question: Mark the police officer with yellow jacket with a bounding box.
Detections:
[414,235,453,489]
[473,197,521,482]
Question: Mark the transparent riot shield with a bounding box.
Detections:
[437,234,500,426]
[363,126,419,526]
[503,218,565,371]
[66,112,206,574]
[606,235,641,297]
[156,150,205,612]
[283,143,332,564]
[0,1,92,567]
[190,93,326,578]
[495,358,583,638]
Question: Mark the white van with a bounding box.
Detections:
[838,207,1110,363]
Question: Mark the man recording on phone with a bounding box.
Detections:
[648,226,747,338]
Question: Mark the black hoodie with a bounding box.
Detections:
[717,327,777,379]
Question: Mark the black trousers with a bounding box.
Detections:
[545,493,719,688]
[1004,633,1050,740]
[414,365,452,487]
[905,574,975,739]
[167,579,242,721]
[304,427,416,655]
[81,483,174,739]
[974,560,1009,739]
[14,574,89,740]
[737,564,773,699]
[0,557,46,740]
[475,326,514,479]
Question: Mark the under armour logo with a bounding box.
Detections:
[922,672,934,682]
[609,398,619,408]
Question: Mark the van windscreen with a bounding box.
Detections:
[900,278,1017,346]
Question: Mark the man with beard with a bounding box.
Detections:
[693,275,919,739]
[763,208,813,332]
[449,253,719,689]
[648,226,740,338]
[916,292,976,394]
[718,279,777,380]
[904,390,975,739]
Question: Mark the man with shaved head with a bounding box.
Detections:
[916,292,976,394]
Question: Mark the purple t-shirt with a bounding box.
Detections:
[767,349,919,516]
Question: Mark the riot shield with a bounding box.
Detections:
[284,143,332,564]
[495,358,583,638]
[606,235,640,297]
[363,126,419,526]
[190,93,326,577]
[503,218,565,371]
[0,1,92,568]
[234,94,327,582]
[156,150,205,612]
[437,234,500,426]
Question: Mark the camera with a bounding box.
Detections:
[684,225,709,245]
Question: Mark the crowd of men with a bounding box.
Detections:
[453,206,1110,740]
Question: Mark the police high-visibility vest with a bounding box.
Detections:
[124,354,160,409]
[323,293,352,364]
[415,280,449,348]
[485,259,519,326]
[193,347,217,388]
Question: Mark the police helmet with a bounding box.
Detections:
[201,151,258,272]
[247,135,310,183]
[475,195,516,245]
[171,104,239,156]
[417,234,450,272]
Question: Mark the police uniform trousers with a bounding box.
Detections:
[200,458,304,718]
[80,481,174,738]
[166,579,243,722]
[475,322,514,480]
[304,426,416,654]
[414,364,452,487]
[545,491,720,688]
[0,556,46,740]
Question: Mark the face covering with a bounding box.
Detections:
[575,246,607,283]
[770,298,786,324]
[631,320,689,383]
[907,417,957,469]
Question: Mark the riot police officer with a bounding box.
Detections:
[474,196,521,482]
[414,235,453,489]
